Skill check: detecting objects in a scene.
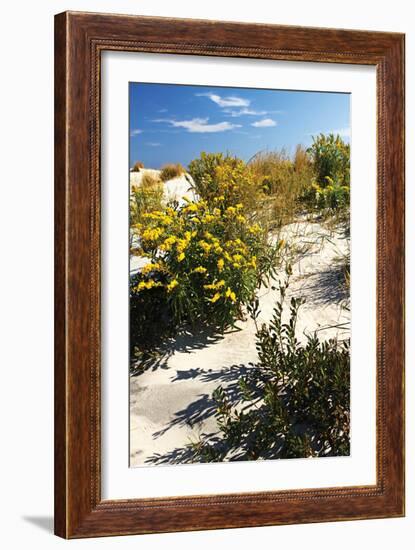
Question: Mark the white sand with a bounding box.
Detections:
[130,169,197,205]
[129,219,350,467]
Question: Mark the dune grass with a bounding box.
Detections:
[160,163,185,182]
[131,161,144,172]
[130,172,163,226]
[248,145,314,228]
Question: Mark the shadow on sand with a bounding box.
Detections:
[297,264,348,308]
[131,325,242,375]
[144,362,265,465]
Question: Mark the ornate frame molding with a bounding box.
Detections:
[55,11,404,538]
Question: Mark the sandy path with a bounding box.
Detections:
[130,219,350,467]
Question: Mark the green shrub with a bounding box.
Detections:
[187,152,227,196]
[308,133,350,187]
[130,271,176,360]
[189,277,350,461]
[130,173,164,225]
[310,177,350,212]
[160,163,185,181]
[299,134,350,217]
[131,161,144,172]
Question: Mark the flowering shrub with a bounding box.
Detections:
[131,196,280,331]
[310,176,350,212]
[187,152,228,198]
[188,152,263,213]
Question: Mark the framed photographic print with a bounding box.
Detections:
[54,11,405,538]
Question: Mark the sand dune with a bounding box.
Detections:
[130,168,197,205]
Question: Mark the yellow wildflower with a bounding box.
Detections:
[251,256,257,269]
[236,203,244,210]
[176,239,189,253]
[225,287,237,302]
[236,215,246,223]
[203,214,215,223]
[136,280,162,291]
[217,258,224,272]
[160,214,173,225]
[136,281,147,291]
[248,223,261,234]
[204,280,225,291]
[199,240,212,254]
[185,203,198,212]
[193,266,207,274]
[141,262,161,274]
[177,252,185,262]
[160,235,177,251]
[166,279,179,292]
[142,227,164,241]
[209,292,221,303]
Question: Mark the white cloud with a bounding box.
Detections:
[154,117,241,133]
[197,92,250,108]
[225,108,268,117]
[251,118,277,128]
[130,129,142,136]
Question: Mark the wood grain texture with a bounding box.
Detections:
[54,11,405,538]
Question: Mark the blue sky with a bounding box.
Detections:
[129,83,350,169]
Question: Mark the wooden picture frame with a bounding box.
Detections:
[54,11,405,538]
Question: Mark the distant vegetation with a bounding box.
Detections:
[248,145,314,228]
[130,173,163,227]
[131,161,144,172]
[160,163,185,182]
[301,134,350,218]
